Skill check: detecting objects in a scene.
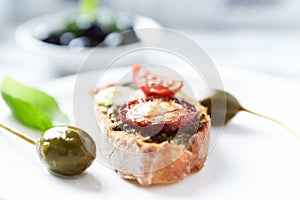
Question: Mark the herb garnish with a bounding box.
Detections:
[1,77,68,131]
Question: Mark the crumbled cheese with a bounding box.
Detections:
[127,101,183,122]
[95,86,140,107]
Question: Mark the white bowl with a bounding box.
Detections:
[15,11,162,72]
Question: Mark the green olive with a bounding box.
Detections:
[36,126,96,177]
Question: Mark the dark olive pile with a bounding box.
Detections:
[40,22,139,48]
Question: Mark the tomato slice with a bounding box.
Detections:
[132,64,183,97]
[118,96,198,137]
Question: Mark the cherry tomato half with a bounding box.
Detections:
[132,64,183,97]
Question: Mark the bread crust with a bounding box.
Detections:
[95,88,210,186]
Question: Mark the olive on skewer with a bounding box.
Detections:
[0,123,96,177]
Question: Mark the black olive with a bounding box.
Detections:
[36,126,96,176]
[83,24,106,42]
[41,33,61,45]
[68,37,91,48]
[120,29,139,45]
[59,32,75,45]
[103,32,122,47]
[89,39,103,47]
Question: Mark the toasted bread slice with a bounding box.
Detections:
[94,85,210,186]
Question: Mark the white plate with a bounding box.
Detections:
[1,67,300,200]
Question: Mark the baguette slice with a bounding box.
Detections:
[94,85,210,186]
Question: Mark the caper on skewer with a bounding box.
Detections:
[200,89,299,141]
[0,123,96,177]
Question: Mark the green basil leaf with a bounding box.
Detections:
[1,77,69,131]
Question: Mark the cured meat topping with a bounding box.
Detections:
[118,96,198,137]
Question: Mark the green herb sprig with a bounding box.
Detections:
[1,77,68,131]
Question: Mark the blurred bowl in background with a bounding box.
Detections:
[0,0,11,28]
[15,10,162,73]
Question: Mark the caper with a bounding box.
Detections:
[36,126,96,176]
[0,123,96,177]
[200,89,299,141]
